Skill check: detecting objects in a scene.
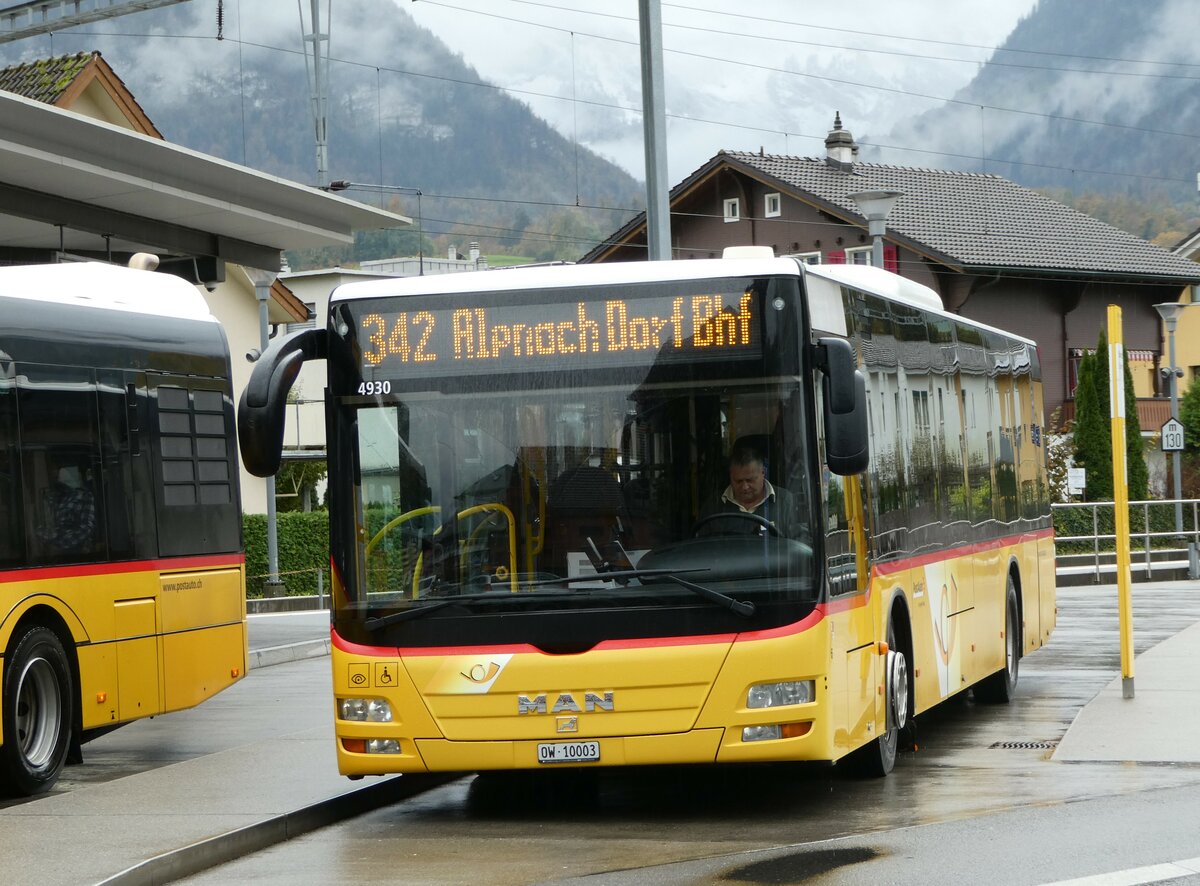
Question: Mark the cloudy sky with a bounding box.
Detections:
[400,0,1038,182]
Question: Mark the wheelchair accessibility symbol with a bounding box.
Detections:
[374,663,398,687]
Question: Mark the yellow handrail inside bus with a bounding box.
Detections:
[368,504,518,596]
[455,503,518,592]
[365,505,442,557]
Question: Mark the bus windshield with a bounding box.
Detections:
[329,277,819,646]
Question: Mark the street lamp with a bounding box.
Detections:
[328,180,423,275]
[1154,301,1197,578]
[848,190,903,269]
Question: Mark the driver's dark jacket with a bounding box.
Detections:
[710,482,798,537]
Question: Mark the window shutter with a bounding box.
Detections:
[884,244,898,273]
[826,249,845,264]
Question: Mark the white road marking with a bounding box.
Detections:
[1041,856,1200,886]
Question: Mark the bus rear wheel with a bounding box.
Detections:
[975,575,1019,704]
[1,626,74,797]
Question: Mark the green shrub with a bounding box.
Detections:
[244,511,330,597]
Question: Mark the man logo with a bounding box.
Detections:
[517,692,614,714]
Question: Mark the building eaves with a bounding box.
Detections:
[727,151,1200,284]
[584,149,1200,285]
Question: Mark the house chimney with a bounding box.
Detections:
[448,245,457,260]
[825,112,857,171]
[469,242,480,264]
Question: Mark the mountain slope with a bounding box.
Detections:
[0,0,643,264]
[886,0,1199,207]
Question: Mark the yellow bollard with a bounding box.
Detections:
[1108,305,1135,699]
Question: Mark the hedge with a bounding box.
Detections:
[243,511,330,597]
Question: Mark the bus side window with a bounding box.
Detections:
[18,365,105,565]
[0,379,23,566]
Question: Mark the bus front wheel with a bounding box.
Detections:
[1,625,74,797]
[845,617,908,777]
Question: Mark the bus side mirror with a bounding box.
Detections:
[814,338,869,476]
[238,328,327,477]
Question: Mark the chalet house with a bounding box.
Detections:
[583,116,1200,433]
[0,51,308,513]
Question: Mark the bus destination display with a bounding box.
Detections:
[354,289,761,378]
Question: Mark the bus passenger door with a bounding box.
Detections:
[821,444,876,754]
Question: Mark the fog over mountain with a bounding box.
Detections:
[2,0,1196,258]
[885,0,1200,209]
[0,0,643,263]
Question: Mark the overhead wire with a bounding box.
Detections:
[41,1,1200,239]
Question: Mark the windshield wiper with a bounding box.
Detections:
[366,567,756,631]
[365,592,518,630]
[526,568,756,618]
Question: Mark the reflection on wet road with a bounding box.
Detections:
[180,583,1200,885]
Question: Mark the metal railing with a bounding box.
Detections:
[246,566,328,608]
[1052,499,1200,582]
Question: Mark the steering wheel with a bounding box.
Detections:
[691,511,779,537]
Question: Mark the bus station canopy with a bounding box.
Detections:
[0,90,409,270]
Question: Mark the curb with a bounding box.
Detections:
[248,638,331,670]
[96,773,461,886]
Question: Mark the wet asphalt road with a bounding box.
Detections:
[174,583,1200,886]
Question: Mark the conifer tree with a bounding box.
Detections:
[1071,329,1148,501]
[1181,374,1200,450]
[1072,350,1110,500]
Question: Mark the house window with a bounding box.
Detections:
[723,198,740,223]
[791,251,821,265]
[845,246,872,265]
[764,193,781,218]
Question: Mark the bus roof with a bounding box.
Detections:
[0,261,216,322]
[329,256,802,303]
[804,263,944,312]
[327,256,1036,347]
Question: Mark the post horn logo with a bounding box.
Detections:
[462,661,502,684]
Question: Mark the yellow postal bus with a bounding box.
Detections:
[240,250,1053,779]
[0,261,246,796]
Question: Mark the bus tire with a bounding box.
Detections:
[975,575,1020,704]
[844,616,908,778]
[1,625,74,797]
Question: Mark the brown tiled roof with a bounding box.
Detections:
[0,50,161,137]
[586,150,1200,284]
[722,151,1200,281]
[0,51,96,104]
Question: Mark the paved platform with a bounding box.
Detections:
[3,593,1199,886]
[1054,616,1200,764]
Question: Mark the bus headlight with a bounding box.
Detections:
[747,680,814,709]
[339,698,394,722]
[742,722,812,742]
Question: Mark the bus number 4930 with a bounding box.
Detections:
[357,380,391,396]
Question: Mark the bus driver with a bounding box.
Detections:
[709,443,798,537]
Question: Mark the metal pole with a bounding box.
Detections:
[1108,305,1135,699]
[250,269,284,596]
[638,0,671,260]
[1166,317,1183,536]
[869,221,885,269]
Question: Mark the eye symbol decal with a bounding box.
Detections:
[462,662,501,684]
